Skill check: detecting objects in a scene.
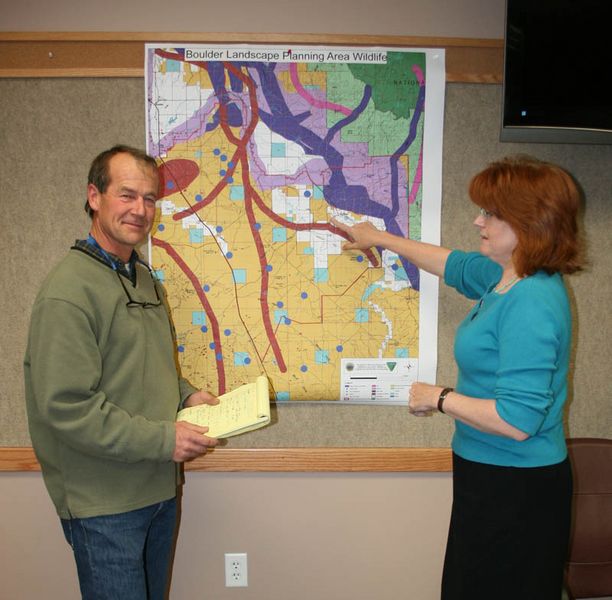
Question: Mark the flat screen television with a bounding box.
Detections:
[501,0,612,144]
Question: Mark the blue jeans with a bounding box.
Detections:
[61,497,177,600]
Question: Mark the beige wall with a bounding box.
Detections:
[0,0,505,38]
[2,472,452,599]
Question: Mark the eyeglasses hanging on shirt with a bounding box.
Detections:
[86,235,162,309]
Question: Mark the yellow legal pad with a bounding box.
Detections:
[176,375,271,438]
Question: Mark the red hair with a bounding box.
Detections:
[469,155,583,276]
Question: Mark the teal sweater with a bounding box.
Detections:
[444,250,571,467]
[24,248,197,518]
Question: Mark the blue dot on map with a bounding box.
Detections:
[265,264,273,272]
[226,251,233,259]
[209,342,215,350]
[201,326,208,333]
[157,224,165,232]
[213,148,220,155]
[300,365,308,372]
[357,255,364,262]
[336,345,344,352]
[177,345,184,353]
[216,225,223,233]
[301,292,308,299]
[277,301,284,308]
[224,329,232,336]
[203,284,210,292]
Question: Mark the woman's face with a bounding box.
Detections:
[474,209,518,269]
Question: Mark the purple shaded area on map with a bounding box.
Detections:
[147,52,425,289]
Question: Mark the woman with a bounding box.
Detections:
[332,155,583,599]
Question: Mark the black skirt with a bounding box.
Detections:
[442,453,572,600]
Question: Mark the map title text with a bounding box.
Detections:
[183,47,388,64]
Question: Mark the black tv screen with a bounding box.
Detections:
[501,0,612,144]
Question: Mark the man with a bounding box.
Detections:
[24,145,218,600]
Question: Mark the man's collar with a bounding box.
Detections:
[72,238,139,283]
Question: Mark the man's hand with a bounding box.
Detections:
[183,389,219,408]
[173,421,218,463]
[173,389,219,462]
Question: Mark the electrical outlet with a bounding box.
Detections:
[225,552,248,587]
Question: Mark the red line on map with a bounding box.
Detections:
[242,168,288,373]
[248,187,380,267]
[222,63,288,373]
[151,236,227,395]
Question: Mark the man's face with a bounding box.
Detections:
[87,153,159,261]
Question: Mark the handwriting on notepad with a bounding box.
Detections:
[176,375,271,438]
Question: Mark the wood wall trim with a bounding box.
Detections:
[0,447,452,472]
[0,32,503,83]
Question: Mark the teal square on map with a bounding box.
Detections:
[166,60,181,72]
[315,350,329,364]
[355,308,369,323]
[314,268,328,283]
[313,186,324,200]
[192,311,206,326]
[276,391,290,402]
[303,246,314,255]
[153,269,165,283]
[233,269,247,284]
[272,227,287,242]
[274,309,288,324]
[230,185,245,201]
[395,348,409,358]
[189,228,204,244]
[234,352,250,366]
[271,142,286,157]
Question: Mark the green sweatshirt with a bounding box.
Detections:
[24,248,197,519]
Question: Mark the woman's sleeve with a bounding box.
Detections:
[444,250,502,300]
